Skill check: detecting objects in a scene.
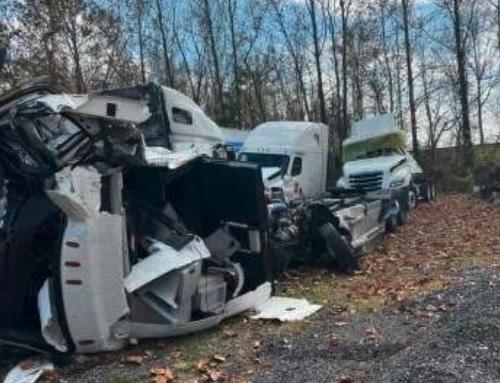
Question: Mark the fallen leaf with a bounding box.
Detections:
[222,330,237,338]
[150,367,174,383]
[122,355,144,365]
[212,354,226,363]
[335,321,348,327]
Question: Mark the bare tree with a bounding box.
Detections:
[402,0,419,156]
[307,0,327,123]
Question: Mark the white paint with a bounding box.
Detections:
[124,237,210,293]
[3,359,54,383]
[251,297,322,321]
[37,280,68,352]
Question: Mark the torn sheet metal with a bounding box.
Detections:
[251,297,322,321]
[46,167,102,220]
[3,359,54,383]
[60,213,129,353]
[124,236,210,293]
[223,282,272,319]
[37,280,68,353]
[144,145,213,169]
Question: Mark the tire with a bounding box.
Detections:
[423,183,436,202]
[386,213,398,233]
[397,204,408,226]
[408,189,417,210]
[430,183,437,201]
[318,222,358,273]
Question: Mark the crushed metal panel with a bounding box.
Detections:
[3,359,54,383]
[60,213,129,353]
[223,282,272,319]
[46,167,102,220]
[112,315,223,340]
[68,94,152,123]
[37,280,68,353]
[251,297,322,321]
[124,237,210,293]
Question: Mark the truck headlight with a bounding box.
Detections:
[389,177,406,188]
[336,177,347,188]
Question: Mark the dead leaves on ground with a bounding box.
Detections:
[195,354,231,382]
[346,195,500,312]
[150,367,174,383]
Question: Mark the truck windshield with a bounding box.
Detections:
[238,152,290,173]
[356,148,401,159]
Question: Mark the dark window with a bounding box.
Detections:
[106,103,117,117]
[291,157,302,176]
[172,107,193,125]
[238,152,290,178]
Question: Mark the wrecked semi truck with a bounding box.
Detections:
[337,115,435,226]
[238,121,400,272]
[0,80,271,355]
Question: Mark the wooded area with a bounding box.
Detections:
[1,0,500,172]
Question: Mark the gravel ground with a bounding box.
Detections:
[255,270,500,383]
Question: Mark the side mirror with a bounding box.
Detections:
[0,47,7,71]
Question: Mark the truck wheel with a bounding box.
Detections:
[318,222,358,273]
[430,184,437,201]
[386,213,398,233]
[423,183,435,202]
[408,189,417,210]
[397,205,408,226]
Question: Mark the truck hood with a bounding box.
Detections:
[343,154,406,174]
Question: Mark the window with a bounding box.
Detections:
[238,152,290,178]
[172,107,193,125]
[291,156,302,176]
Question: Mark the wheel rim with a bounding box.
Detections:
[409,190,417,209]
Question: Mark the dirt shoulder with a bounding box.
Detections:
[3,195,500,383]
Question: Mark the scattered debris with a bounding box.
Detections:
[251,297,321,321]
[3,359,54,383]
[150,367,174,383]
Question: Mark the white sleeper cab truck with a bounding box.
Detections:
[239,121,329,201]
[337,114,434,227]
[0,79,271,355]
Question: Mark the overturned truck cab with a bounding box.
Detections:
[0,80,270,354]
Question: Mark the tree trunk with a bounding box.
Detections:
[476,76,484,145]
[340,0,349,134]
[451,0,474,171]
[203,0,224,120]
[271,1,310,119]
[309,0,327,123]
[381,5,394,113]
[156,0,174,87]
[137,0,146,84]
[395,27,404,130]
[402,0,419,156]
[228,0,242,126]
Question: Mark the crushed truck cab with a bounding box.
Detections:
[337,115,434,225]
[0,80,270,354]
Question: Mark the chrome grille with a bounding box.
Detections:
[349,171,383,191]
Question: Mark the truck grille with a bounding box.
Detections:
[349,171,383,191]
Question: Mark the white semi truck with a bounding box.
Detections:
[337,114,435,224]
[240,121,401,273]
[239,121,329,201]
[0,80,272,355]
